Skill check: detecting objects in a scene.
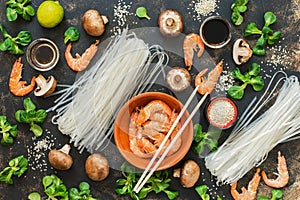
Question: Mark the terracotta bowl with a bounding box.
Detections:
[114,92,193,170]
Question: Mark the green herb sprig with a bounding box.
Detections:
[69,182,98,200]
[0,116,18,145]
[231,0,249,25]
[244,11,281,56]
[195,185,222,200]
[115,162,178,200]
[258,189,283,200]
[0,24,32,54]
[0,155,28,184]
[15,97,47,137]
[6,0,35,21]
[64,27,80,44]
[136,7,150,20]
[192,124,219,155]
[42,175,69,200]
[228,63,264,100]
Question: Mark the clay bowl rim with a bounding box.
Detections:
[114,92,193,170]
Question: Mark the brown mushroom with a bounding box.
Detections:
[85,153,109,181]
[232,38,253,65]
[166,67,191,92]
[48,144,73,170]
[34,74,57,97]
[158,10,184,37]
[82,9,109,37]
[173,160,200,188]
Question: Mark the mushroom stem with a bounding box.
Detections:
[35,74,47,86]
[102,16,109,24]
[59,144,71,155]
[166,18,175,26]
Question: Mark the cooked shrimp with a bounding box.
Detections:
[231,168,261,200]
[194,61,223,95]
[167,125,182,156]
[9,57,36,96]
[262,151,289,188]
[65,40,100,72]
[142,121,171,132]
[138,128,169,148]
[149,112,170,124]
[183,33,205,70]
[136,100,172,125]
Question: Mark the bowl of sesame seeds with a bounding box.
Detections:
[206,97,238,129]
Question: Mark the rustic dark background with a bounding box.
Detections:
[0,0,299,199]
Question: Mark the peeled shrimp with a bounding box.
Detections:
[136,100,172,126]
[142,121,171,132]
[65,40,100,72]
[183,33,205,70]
[194,61,223,95]
[231,168,261,200]
[262,151,289,188]
[9,57,36,96]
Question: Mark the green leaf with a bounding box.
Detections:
[244,23,262,36]
[248,63,261,76]
[42,176,53,188]
[271,189,283,199]
[230,68,246,81]
[249,76,264,91]
[228,85,246,100]
[28,192,41,200]
[15,31,31,46]
[195,185,210,200]
[205,137,218,151]
[231,12,243,26]
[164,190,179,200]
[25,5,35,16]
[264,11,277,26]
[268,31,281,45]
[258,196,269,200]
[24,97,36,111]
[237,5,247,12]
[64,27,80,44]
[34,110,47,123]
[136,7,151,20]
[262,26,273,35]
[6,7,18,21]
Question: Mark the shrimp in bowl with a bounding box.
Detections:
[114,92,193,170]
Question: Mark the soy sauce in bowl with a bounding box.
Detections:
[200,16,231,49]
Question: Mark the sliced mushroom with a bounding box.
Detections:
[158,10,184,37]
[34,74,57,97]
[48,144,73,170]
[85,153,109,181]
[166,67,191,92]
[173,160,200,188]
[232,38,253,65]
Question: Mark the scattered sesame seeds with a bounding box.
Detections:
[26,130,56,172]
[215,66,235,93]
[188,0,220,21]
[110,0,136,35]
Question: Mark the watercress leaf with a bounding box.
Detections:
[1,133,14,145]
[115,187,127,195]
[136,7,151,20]
[24,98,36,111]
[262,26,273,35]
[271,189,283,199]
[6,7,18,21]
[30,123,43,137]
[237,5,247,12]
[232,12,243,26]
[230,68,246,81]
[25,5,35,16]
[258,196,268,200]
[252,46,266,56]
[217,196,222,200]
[116,178,127,186]
[264,11,277,27]
[10,125,18,137]
[248,63,261,76]
[79,181,90,191]
[268,31,281,45]
[249,76,264,91]
[16,31,31,46]
[205,137,218,151]
[15,110,29,123]
[34,109,47,123]
[64,27,80,44]
[28,192,41,200]
[244,23,262,36]
[138,187,151,199]
[195,185,210,200]
[42,176,53,188]
[228,85,246,100]
[193,141,205,154]
[8,44,24,54]
[0,38,13,51]
[164,190,179,200]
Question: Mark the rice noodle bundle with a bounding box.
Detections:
[48,30,169,153]
[205,74,300,184]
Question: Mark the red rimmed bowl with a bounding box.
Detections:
[114,92,193,170]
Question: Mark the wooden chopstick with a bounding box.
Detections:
[134,89,209,193]
[133,85,199,192]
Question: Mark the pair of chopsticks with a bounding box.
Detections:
[133,85,209,193]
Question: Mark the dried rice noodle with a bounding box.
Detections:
[205,72,300,184]
[47,30,169,153]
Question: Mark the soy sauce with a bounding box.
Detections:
[202,18,230,45]
[35,44,54,64]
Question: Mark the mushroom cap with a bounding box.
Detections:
[48,145,73,170]
[34,74,57,97]
[180,160,200,188]
[232,38,253,65]
[166,67,191,92]
[158,10,184,37]
[82,10,107,37]
[85,153,109,181]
